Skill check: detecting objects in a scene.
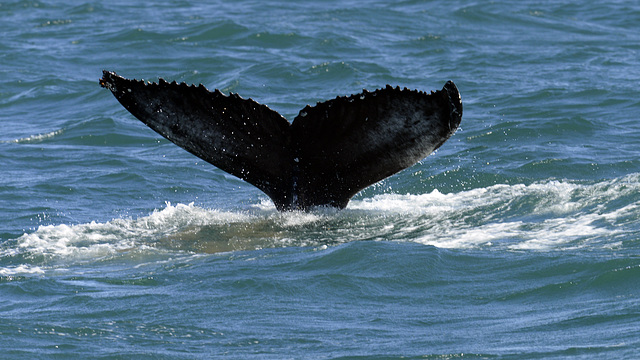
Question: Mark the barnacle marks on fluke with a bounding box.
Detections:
[100,70,462,211]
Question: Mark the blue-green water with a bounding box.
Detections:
[2,0,640,358]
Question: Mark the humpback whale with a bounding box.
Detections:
[99,70,462,211]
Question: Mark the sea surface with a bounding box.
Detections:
[2,0,640,358]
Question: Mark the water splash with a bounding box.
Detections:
[3,175,639,275]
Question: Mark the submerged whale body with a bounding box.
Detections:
[99,70,462,211]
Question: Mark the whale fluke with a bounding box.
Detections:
[100,70,462,211]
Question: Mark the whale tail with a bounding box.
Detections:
[100,70,462,211]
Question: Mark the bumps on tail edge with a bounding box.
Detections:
[100,70,462,211]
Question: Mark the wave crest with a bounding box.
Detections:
[3,129,64,144]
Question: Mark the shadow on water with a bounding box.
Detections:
[154,212,346,254]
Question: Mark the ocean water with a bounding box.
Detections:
[2,0,640,358]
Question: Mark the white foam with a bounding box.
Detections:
[3,175,637,274]
[7,203,255,270]
[0,264,45,276]
[348,176,635,250]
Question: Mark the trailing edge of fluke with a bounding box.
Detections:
[99,70,462,211]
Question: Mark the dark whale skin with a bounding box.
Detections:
[100,71,462,211]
